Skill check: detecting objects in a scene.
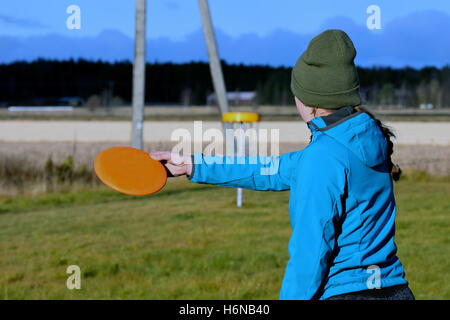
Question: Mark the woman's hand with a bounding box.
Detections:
[149,151,193,177]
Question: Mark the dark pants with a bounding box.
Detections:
[326,284,415,300]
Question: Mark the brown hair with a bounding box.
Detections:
[354,106,402,181]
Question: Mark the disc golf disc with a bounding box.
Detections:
[94,147,167,196]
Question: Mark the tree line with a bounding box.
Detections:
[0,59,449,108]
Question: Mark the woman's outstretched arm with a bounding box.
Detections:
[150,151,300,191]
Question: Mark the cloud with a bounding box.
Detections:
[0,10,448,68]
[0,14,48,29]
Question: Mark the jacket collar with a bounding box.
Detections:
[307,106,362,133]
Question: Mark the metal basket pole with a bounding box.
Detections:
[221,112,260,207]
[236,121,244,207]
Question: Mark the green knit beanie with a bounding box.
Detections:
[291,29,361,109]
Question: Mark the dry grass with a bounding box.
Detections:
[0,141,448,196]
[279,143,450,177]
[0,141,180,196]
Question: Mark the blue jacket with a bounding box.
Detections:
[188,110,407,299]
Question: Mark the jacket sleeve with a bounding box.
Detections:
[279,147,347,299]
[187,151,300,191]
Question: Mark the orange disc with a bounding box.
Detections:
[94,147,167,196]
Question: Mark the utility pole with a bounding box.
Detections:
[198,0,229,115]
[131,0,146,150]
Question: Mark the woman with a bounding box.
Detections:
[150,30,414,300]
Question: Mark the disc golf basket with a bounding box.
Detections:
[222,112,260,207]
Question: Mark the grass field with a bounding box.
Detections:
[0,177,449,300]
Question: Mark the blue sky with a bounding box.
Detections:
[2,0,450,39]
[1,0,450,67]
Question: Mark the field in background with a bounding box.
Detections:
[0,178,448,299]
[2,106,450,121]
[1,141,449,197]
[1,108,449,299]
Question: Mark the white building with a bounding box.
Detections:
[207,91,258,106]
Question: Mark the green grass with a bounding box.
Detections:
[0,178,448,299]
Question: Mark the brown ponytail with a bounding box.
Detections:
[354,106,402,181]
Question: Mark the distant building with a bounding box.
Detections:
[419,103,434,110]
[207,91,258,106]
